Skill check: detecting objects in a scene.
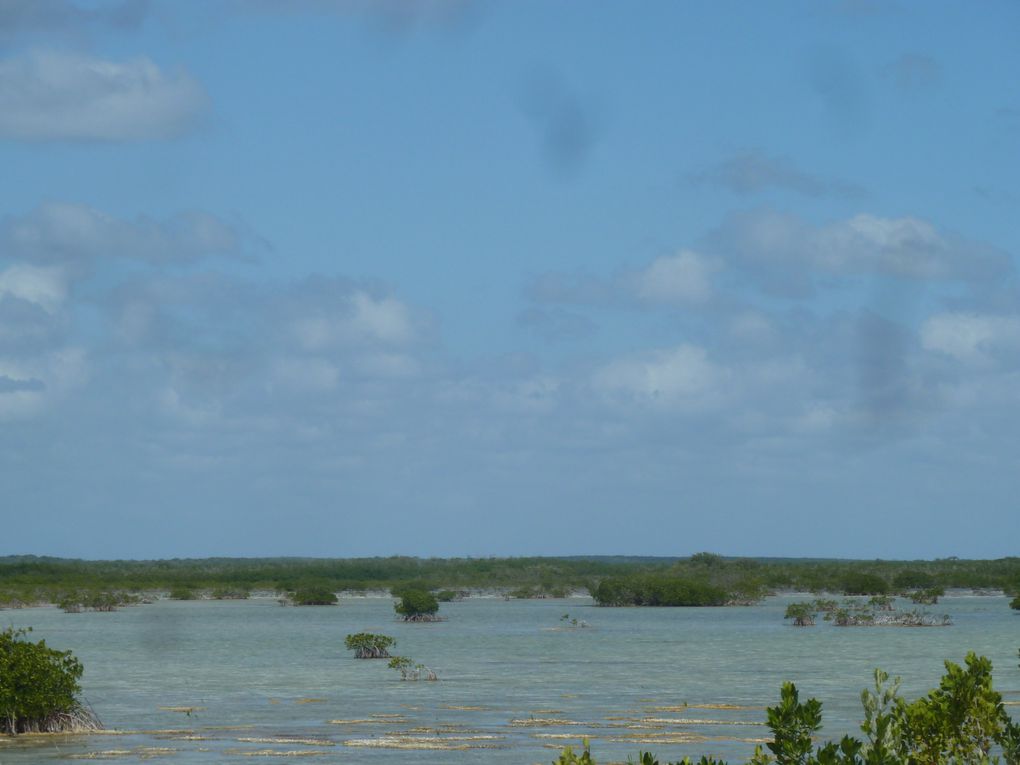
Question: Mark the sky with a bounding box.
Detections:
[1,0,1018,560]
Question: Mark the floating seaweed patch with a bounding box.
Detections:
[640,717,767,726]
[66,747,176,760]
[224,749,329,757]
[236,737,334,746]
[441,704,489,711]
[343,735,504,750]
[510,718,591,727]
[295,698,327,705]
[647,703,763,711]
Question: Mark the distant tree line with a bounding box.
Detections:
[1,554,1018,608]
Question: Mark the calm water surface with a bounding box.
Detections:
[1,595,1017,764]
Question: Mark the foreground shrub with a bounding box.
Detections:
[0,627,101,734]
[551,652,1020,765]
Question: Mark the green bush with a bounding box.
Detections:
[591,574,729,606]
[394,589,439,620]
[840,572,889,595]
[1011,595,1020,610]
[291,586,338,606]
[551,652,1020,765]
[344,632,395,658]
[0,627,100,734]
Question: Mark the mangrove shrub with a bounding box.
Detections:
[394,589,440,621]
[0,627,101,734]
[344,633,395,659]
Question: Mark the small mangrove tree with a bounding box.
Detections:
[0,627,101,735]
[344,633,395,659]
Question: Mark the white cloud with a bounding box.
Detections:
[3,203,244,264]
[921,312,1020,364]
[631,250,714,305]
[0,347,87,420]
[292,290,416,350]
[0,51,206,141]
[593,344,725,407]
[0,264,66,312]
[714,210,1008,293]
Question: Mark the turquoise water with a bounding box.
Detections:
[1,595,1017,764]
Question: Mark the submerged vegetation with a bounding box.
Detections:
[387,656,438,681]
[554,653,1020,765]
[1,554,1018,608]
[784,598,952,628]
[0,627,101,735]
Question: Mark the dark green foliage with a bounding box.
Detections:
[1,555,1019,605]
[553,653,1019,765]
[394,589,439,620]
[168,587,196,600]
[894,652,1015,764]
[0,627,98,734]
[908,587,944,605]
[1011,595,1020,610]
[784,603,816,626]
[436,589,461,602]
[291,586,338,605]
[344,633,395,659]
[592,575,729,606]
[841,573,890,596]
[892,570,937,591]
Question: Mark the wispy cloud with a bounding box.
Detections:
[0,51,206,142]
[693,150,866,199]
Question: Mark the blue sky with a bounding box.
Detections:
[1,0,1018,559]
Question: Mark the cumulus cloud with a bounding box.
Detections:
[630,250,715,305]
[693,150,865,199]
[0,51,206,142]
[0,346,87,419]
[0,264,66,312]
[288,288,418,351]
[921,312,1020,365]
[592,344,726,408]
[2,203,248,266]
[527,250,717,311]
[711,209,1009,295]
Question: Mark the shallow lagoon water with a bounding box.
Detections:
[1,595,1017,764]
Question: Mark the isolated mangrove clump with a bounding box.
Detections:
[387,655,437,681]
[784,603,815,627]
[344,633,395,659]
[394,589,440,621]
[0,627,102,735]
[59,591,138,613]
